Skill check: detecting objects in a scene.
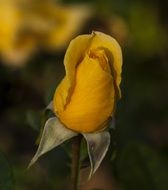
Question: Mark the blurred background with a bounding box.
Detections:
[0,0,168,189]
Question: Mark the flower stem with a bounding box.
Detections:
[70,135,82,190]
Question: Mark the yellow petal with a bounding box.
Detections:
[54,33,94,112]
[90,31,122,98]
[53,31,122,133]
[58,54,115,133]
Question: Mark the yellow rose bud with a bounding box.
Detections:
[53,31,122,133]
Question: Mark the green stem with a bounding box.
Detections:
[70,135,81,190]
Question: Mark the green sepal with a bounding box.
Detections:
[82,131,110,180]
[28,117,77,168]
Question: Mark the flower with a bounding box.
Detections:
[29,31,122,179]
[0,0,37,66]
[42,4,92,50]
[0,0,91,65]
[22,0,92,50]
[54,31,122,133]
[0,0,21,54]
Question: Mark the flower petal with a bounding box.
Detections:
[58,54,115,132]
[83,131,110,179]
[28,117,77,168]
[54,31,122,116]
[54,33,94,113]
[90,31,122,98]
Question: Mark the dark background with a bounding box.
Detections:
[0,0,168,189]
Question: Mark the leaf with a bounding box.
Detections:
[82,131,110,179]
[28,117,77,168]
[117,142,168,190]
[0,152,14,190]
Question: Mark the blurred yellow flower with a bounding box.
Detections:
[1,34,37,66]
[20,0,92,50]
[0,0,21,53]
[0,0,91,65]
[42,4,92,50]
[54,31,122,133]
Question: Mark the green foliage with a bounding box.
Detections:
[117,143,168,190]
[0,152,14,190]
[128,2,166,56]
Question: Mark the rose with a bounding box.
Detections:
[29,32,123,177]
[53,31,122,133]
